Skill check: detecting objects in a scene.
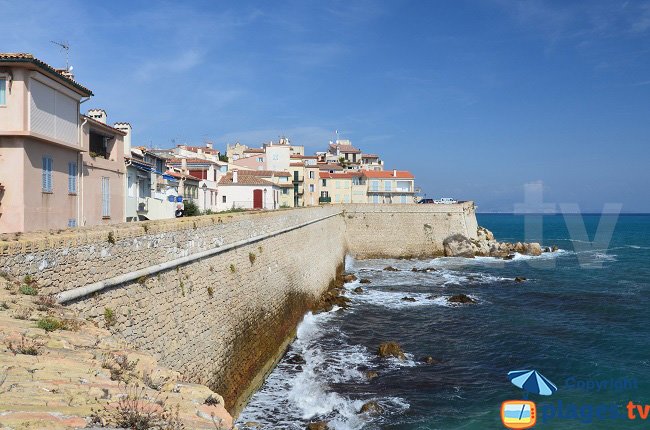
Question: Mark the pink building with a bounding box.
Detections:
[0,53,125,233]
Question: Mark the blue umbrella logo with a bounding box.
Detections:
[508,369,558,396]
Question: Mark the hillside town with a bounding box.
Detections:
[0,53,420,234]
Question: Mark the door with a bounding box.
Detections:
[253,189,263,209]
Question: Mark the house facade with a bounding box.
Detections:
[364,170,415,204]
[216,170,280,211]
[0,53,92,233]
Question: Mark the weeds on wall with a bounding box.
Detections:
[90,383,185,430]
[249,252,256,264]
[35,294,56,311]
[12,307,32,320]
[137,276,148,285]
[207,286,214,298]
[229,264,236,273]
[102,354,139,383]
[107,231,116,245]
[19,285,38,295]
[104,307,117,327]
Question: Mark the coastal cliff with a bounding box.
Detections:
[443,226,544,258]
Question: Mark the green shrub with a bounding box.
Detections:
[107,231,116,244]
[183,200,200,217]
[37,316,63,332]
[19,285,38,295]
[249,252,256,264]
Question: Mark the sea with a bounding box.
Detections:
[237,214,650,429]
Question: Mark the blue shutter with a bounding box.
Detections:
[0,79,6,105]
[42,157,53,192]
[68,162,77,193]
[101,177,110,217]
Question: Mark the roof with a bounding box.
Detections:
[362,154,380,158]
[363,170,414,179]
[243,148,264,153]
[82,115,127,136]
[328,143,361,154]
[176,145,220,155]
[290,155,318,159]
[290,162,304,167]
[167,157,219,165]
[218,172,276,186]
[164,170,201,181]
[0,53,93,96]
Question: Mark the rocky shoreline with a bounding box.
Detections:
[443,226,554,258]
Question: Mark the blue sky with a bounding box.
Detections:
[4,0,650,212]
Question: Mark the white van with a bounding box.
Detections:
[434,198,457,204]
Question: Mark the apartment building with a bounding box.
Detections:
[364,170,415,204]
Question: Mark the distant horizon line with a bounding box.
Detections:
[476,212,650,216]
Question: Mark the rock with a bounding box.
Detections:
[244,422,262,428]
[307,421,329,430]
[411,267,437,273]
[514,277,527,283]
[359,400,383,415]
[544,247,552,253]
[525,242,542,256]
[353,287,364,294]
[401,297,417,302]
[287,354,306,365]
[343,274,358,282]
[384,266,399,271]
[377,341,406,360]
[359,278,371,284]
[365,370,379,380]
[421,356,442,365]
[503,254,515,260]
[443,234,475,258]
[448,294,476,304]
[552,245,559,252]
[426,295,440,300]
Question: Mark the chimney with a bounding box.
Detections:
[181,158,187,173]
[114,122,132,154]
[87,109,107,124]
[232,169,238,183]
[206,142,213,149]
[393,169,397,177]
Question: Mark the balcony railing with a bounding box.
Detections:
[319,197,331,204]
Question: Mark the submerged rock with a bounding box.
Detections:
[307,421,329,430]
[377,341,406,360]
[448,294,476,304]
[353,287,364,294]
[359,278,371,284]
[514,277,527,283]
[421,356,442,365]
[503,254,516,260]
[384,266,399,271]
[359,401,383,415]
[343,274,358,282]
[411,267,437,273]
[552,245,559,252]
[401,297,417,302]
[287,354,306,365]
[365,370,379,380]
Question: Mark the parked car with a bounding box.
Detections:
[418,198,435,204]
[434,198,458,204]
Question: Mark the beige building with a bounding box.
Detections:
[364,170,416,204]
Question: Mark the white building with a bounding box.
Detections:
[216,170,280,211]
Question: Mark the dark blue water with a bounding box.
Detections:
[238,214,650,429]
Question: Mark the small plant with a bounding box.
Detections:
[207,286,214,298]
[179,281,185,297]
[249,252,256,264]
[60,318,82,331]
[0,271,9,280]
[183,200,200,217]
[102,354,139,382]
[23,275,34,284]
[204,395,221,406]
[0,302,9,310]
[137,276,148,285]
[143,371,168,391]
[35,294,56,311]
[12,307,33,320]
[229,264,236,273]
[209,266,214,272]
[107,231,116,245]
[104,307,116,327]
[143,224,149,233]
[37,316,63,332]
[6,335,41,356]
[258,246,263,253]
[19,285,38,296]
[90,383,185,429]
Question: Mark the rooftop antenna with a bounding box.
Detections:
[50,40,71,71]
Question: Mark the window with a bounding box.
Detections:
[282,188,289,195]
[309,184,315,192]
[336,181,340,189]
[101,177,110,218]
[401,194,407,203]
[0,78,6,105]
[309,171,314,179]
[372,195,379,203]
[127,174,136,197]
[352,177,361,185]
[42,157,53,192]
[257,157,264,162]
[322,179,327,187]
[222,195,227,203]
[68,162,77,194]
[370,180,379,191]
[385,181,392,191]
[89,132,110,159]
[68,219,77,227]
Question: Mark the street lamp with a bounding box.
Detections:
[202,183,208,212]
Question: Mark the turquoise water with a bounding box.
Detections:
[238,214,650,429]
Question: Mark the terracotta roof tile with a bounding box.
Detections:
[363,170,414,179]
[218,173,275,186]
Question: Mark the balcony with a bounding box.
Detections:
[319,197,331,204]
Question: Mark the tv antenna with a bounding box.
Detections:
[50,40,71,71]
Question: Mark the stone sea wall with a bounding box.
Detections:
[0,203,478,416]
[344,201,479,258]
